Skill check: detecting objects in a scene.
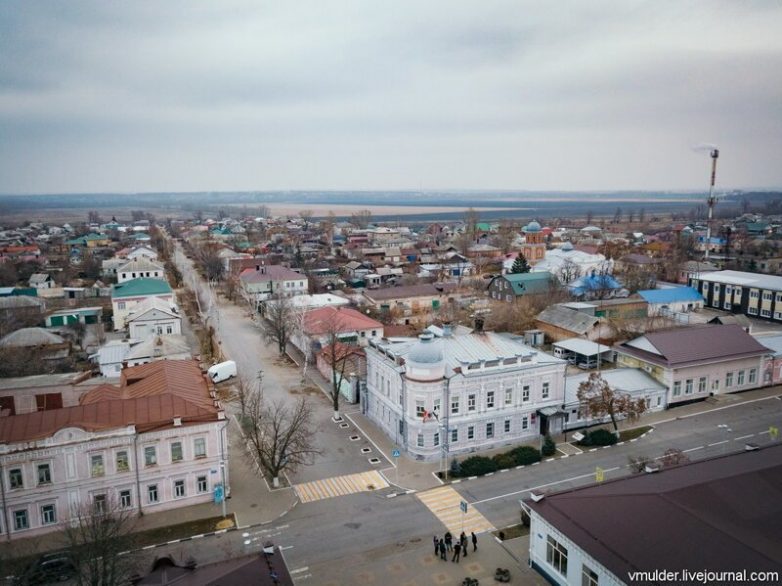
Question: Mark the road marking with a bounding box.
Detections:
[735,434,755,440]
[708,440,728,447]
[683,446,704,453]
[416,486,495,535]
[294,470,389,503]
[290,567,310,574]
[471,467,622,505]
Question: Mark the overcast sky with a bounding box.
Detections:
[1,1,781,194]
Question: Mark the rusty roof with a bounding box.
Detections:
[0,360,218,445]
[304,306,382,336]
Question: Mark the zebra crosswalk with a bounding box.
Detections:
[294,470,389,503]
[416,486,495,536]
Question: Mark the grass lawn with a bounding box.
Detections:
[492,524,529,540]
[618,425,652,442]
[130,514,237,549]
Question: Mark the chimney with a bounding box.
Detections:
[442,322,453,338]
[474,316,484,332]
[173,416,182,427]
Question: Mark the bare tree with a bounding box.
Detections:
[577,372,647,433]
[258,204,272,218]
[263,295,293,355]
[242,392,320,488]
[463,208,480,240]
[350,209,373,229]
[299,209,314,231]
[659,448,690,468]
[585,210,594,224]
[613,207,622,224]
[192,241,225,281]
[58,498,139,586]
[321,340,356,421]
[557,258,582,284]
[87,210,102,225]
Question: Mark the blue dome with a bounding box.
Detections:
[525,221,541,233]
[561,241,574,251]
[407,333,444,364]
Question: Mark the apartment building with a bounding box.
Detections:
[689,270,782,322]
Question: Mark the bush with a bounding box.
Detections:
[578,428,618,447]
[492,453,517,470]
[458,456,498,477]
[508,446,542,466]
[450,458,461,477]
[541,434,557,457]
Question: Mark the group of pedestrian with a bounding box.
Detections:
[433,531,478,563]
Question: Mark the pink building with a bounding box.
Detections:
[758,335,782,385]
[0,360,229,540]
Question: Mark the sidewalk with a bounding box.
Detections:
[307,531,548,586]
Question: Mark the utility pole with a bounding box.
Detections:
[704,148,719,260]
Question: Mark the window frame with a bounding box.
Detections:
[546,535,568,577]
[9,468,23,490]
[486,422,494,438]
[148,484,159,503]
[90,454,105,478]
[194,438,207,459]
[144,446,157,467]
[173,479,186,498]
[37,463,52,486]
[170,441,184,463]
[40,504,57,526]
[116,450,130,472]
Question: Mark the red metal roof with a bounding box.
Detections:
[304,306,382,336]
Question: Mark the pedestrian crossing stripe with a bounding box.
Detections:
[294,470,389,503]
[416,486,495,536]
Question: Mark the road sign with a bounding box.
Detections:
[595,467,605,483]
[392,449,401,458]
[770,426,779,440]
[214,484,224,504]
[460,500,468,514]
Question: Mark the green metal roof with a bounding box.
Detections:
[65,233,107,245]
[501,271,556,296]
[112,277,172,298]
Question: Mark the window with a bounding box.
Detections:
[712,379,720,391]
[724,301,732,310]
[41,504,56,525]
[451,429,458,443]
[726,372,734,387]
[582,565,599,586]
[685,379,693,395]
[467,426,475,440]
[468,394,476,412]
[546,535,568,576]
[504,388,512,405]
[166,325,173,334]
[94,494,107,514]
[144,446,157,466]
[763,291,773,301]
[698,377,707,393]
[148,484,159,503]
[116,451,129,472]
[748,307,758,315]
[487,391,495,409]
[486,422,494,438]
[197,476,208,493]
[194,438,206,458]
[522,415,529,430]
[504,419,511,433]
[120,490,132,508]
[14,510,28,531]
[171,442,183,463]
[750,289,759,299]
[451,396,460,415]
[749,368,757,384]
[174,479,186,498]
[776,312,782,320]
[434,432,440,447]
[9,468,23,490]
[91,454,105,477]
[417,434,424,448]
[433,398,441,415]
[673,381,682,397]
[542,382,550,399]
[522,386,530,402]
[117,301,126,310]
[761,309,771,318]
[737,370,745,385]
[415,400,425,418]
[37,463,51,485]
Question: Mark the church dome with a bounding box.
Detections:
[561,241,574,251]
[524,220,542,233]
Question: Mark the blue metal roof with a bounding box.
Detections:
[638,286,703,304]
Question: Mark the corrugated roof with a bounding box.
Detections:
[565,367,666,400]
[363,283,456,302]
[117,258,164,273]
[697,270,782,291]
[617,324,769,367]
[239,265,303,283]
[638,286,703,304]
[526,445,782,579]
[112,277,172,298]
[0,327,65,347]
[552,338,610,356]
[304,306,383,335]
[536,305,600,335]
[756,334,782,357]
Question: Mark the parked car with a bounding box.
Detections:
[23,552,76,584]
[207,360,237,383]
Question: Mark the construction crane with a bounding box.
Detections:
[704,148,719,260]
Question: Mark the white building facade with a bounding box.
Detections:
[365,328,567,461]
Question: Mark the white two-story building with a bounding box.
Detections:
[365,325,567,461]
[0,360,229,540]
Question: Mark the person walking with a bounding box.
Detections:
[439,538,447,561]
[433,535,439,556]
[444,531,453,552]
[471,531,478,552]
[452,541,461,563]
[460,532,468,558]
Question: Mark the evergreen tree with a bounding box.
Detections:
[542,434,556,457]
[510,252,531,274]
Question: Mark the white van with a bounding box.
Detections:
[207,360,237,383]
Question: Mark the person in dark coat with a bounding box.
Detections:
[452,541,461,563]
[439,538,447,560]
[471,531,478,552]
[433,535,439,556]
[444,531,453,552]
[460,532,468,557]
